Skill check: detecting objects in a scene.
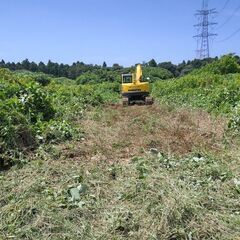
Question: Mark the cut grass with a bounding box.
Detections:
[0,104,240,239]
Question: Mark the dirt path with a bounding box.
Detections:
[60,104,226,163]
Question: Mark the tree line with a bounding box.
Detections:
[1,56,239,80]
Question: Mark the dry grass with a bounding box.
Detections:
[71,104,226,162]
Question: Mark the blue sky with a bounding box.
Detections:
[0,0,239,66]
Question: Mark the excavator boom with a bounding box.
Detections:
[135,64,143,83]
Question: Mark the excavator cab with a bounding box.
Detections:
[122,74,133,84]
[121,64,154,106]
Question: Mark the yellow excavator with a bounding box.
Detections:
[121,64,154,106]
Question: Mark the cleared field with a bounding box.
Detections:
[1,105,239,240]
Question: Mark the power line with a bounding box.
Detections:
[218,27,240,42]
[215,1,240,42]
[219,0,231,13]
[217,4,240,30]
[193,0,217,59]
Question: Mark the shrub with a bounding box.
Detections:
[0,70,56,167]
[228,103,240,134]
[143,67,174,82]
[40,120,77,144]
[0,100,35,167]
[18,83,55,123]
[76,72,98,84]
[199,55,240,75]
[76,69,121,84]
[34,75,51,86]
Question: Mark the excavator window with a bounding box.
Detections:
[122,75,132,83]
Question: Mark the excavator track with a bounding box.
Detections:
[122,97,129,107]
[122,97,154,106]
[145,97,154,105]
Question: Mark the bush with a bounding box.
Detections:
[40,120,77,144]
[0,100,35,167]
[18,83,55,123]
[228,103,240,134]
[143,67,174,82]
[34,75,51,86]
[0,69,56,167]
[76,72,98,84]
[198,55,240,75]
[76,69,121,84]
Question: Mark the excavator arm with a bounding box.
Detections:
[135,64,143,83]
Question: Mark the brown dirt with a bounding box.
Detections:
[59,104,226,163]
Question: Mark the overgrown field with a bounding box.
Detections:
[152,55,240,134]
[1,56,240,239]
[0,68,119,168]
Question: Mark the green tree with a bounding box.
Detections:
[38,62,47,73]
[102,61,107,68]
[158,62,178,76]
[21,59,30,70]
[0,60,5,68]
[112,63,122,70]
[148,59,157,67]
[30,62,38,72]
[47,60,58,76]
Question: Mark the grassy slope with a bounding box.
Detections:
[1,105,240,239]
[152,56,240,116]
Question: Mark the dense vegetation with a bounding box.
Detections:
[153,55,240,133]
[0,68,119,168]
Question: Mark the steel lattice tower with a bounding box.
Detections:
[194,0,217,59]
